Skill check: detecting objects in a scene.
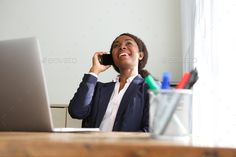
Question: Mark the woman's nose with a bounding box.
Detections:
[119,43,127,50]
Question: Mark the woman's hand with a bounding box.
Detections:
[89,52,111,75]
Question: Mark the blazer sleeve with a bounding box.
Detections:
[68,74,97,119]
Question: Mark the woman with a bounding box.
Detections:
[69,33,150,132]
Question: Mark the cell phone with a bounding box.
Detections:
[99,54,113,65]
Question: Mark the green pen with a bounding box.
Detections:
[140,70,160,94]
[144,75,159,91]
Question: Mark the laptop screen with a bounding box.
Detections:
[0,37,53,131]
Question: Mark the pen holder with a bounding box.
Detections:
[149,89,192,140]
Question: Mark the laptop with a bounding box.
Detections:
[0,37,99,132]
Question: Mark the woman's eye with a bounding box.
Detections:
[113,44,119,48]
[126,42,132,46]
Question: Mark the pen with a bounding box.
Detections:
[145,75,159,91]
[161,72,170,89]
[176,72,191,89]
[184,68,199,89]
[140,70,160,92]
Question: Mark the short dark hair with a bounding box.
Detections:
[109,33,148,74]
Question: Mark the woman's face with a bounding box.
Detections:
[111,35,144,72]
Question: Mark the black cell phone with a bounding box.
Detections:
[99,54,113,65]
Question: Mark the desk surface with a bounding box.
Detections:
[0,132,235,157]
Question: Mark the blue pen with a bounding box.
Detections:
[161,72,170,89]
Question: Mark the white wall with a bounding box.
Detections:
[0,0,182,104]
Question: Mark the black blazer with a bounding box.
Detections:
[68,74,149,132]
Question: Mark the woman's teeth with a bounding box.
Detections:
[119,53,128,58]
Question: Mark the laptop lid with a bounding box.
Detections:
[0,37,53,131]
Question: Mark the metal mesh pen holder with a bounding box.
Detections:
[149,89,192,140]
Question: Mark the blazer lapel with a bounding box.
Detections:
[95,82,115,127]
[113,75,144,130]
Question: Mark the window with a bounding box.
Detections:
[182,0,236,145]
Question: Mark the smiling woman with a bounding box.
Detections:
[110,33,148,76]
[68,33,151,132]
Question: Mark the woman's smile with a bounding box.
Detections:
[119,52,130,58]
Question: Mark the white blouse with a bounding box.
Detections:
[99,75,137,132]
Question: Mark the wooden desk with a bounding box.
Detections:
[0,132,235,157]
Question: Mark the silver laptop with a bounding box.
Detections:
[0,37,99,132]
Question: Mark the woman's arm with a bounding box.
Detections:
[69,52,111,119]
[68,74,97,119]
